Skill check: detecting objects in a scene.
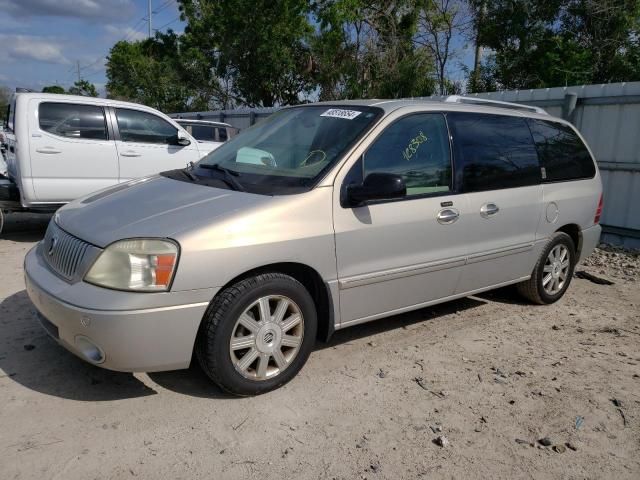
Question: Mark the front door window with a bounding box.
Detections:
[363,113,452,197]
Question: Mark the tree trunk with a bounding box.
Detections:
[472,0,486,91]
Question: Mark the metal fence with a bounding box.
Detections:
[173,81,640,247]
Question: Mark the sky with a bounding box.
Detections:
[0,0,184,95]
[0,0,473,100]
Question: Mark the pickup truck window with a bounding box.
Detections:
[39,102,108,140]
[190,124,216,141]
[116,108,178,144]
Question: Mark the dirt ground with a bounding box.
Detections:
[0,213,638,480]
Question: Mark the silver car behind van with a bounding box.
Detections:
[24,98,602,395]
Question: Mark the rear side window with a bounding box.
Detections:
[217,127,228,142]
[190,124,216,141]
[448,112,540,192]
[527,119,595,182]
[39,102,107,140]
[116,108,177,144]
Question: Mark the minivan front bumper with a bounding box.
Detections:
[24,246,215,372]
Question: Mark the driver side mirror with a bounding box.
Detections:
[172,130,191,147]
[346,172,406,207]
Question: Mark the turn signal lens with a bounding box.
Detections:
[154,254,176,287]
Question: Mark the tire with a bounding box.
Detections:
[196,273,317,396]
[517,232,576,305]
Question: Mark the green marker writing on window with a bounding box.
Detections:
[402,131,428,161]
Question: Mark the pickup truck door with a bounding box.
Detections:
[112,107,201,181]
[29,100,119,202]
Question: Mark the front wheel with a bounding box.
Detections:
[517,232,576,304]
[196,273,317,396]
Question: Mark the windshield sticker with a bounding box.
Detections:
[402,131,428,161]
[320,109,362,120]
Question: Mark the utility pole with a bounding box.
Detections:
[148,0,152,39]
[76,60,81,83]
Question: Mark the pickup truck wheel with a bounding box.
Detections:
[517,232,576,304]
[196,273,317,396]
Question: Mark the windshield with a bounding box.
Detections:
[194,105,382,195]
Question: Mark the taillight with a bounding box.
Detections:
[594,193,603,224]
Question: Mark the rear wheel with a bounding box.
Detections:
[517,232,576,304]
[196,273,317,396]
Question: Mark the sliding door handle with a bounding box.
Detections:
[437,208,459,225]
[120,151,141,157]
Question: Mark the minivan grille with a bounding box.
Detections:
[42,221,91,281]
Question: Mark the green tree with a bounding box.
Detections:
[0,85,11,123]
[417,0,472,95]
[473,0,640,90]
[311,0,437,100]
[68,80,99,97]
[42,85,66,94]
[106,31,214,112]
[180,0,315,107]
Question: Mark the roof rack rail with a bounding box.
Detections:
[444,95,548,115]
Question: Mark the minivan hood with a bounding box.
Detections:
[56,176,270,247]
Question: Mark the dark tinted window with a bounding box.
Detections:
[527,119,595,182]
[190,124,216,141]
[116,108,177,144]
[363,113,452,196]
[448,113,540,192]
[39,102,107,140]
[217,127,228,142]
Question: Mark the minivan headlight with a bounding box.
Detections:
[85,239,179,292]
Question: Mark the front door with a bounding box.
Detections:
[446,112,544,293]
[113,108,201,181]
[29,100,119,202]
[333,112,468,327]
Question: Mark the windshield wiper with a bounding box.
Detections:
[199,163,245,192]
[181,168,197,182]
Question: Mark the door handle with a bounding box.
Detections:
[437,208,459,225]
[35,147,61,154]
[480,203,500,218]
[120,151,141,157]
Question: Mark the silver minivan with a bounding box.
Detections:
[24,98,603,395]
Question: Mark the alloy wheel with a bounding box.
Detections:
[542,244,570,295]
[229,295,304,381]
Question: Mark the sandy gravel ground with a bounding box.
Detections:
[0,213,638,480]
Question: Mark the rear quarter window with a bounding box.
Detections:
[190,124,216,141]
[447,112,541,192]
[217,127,228,142]
[526,119,596,182]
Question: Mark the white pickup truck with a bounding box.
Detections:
[1,92,216,220]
